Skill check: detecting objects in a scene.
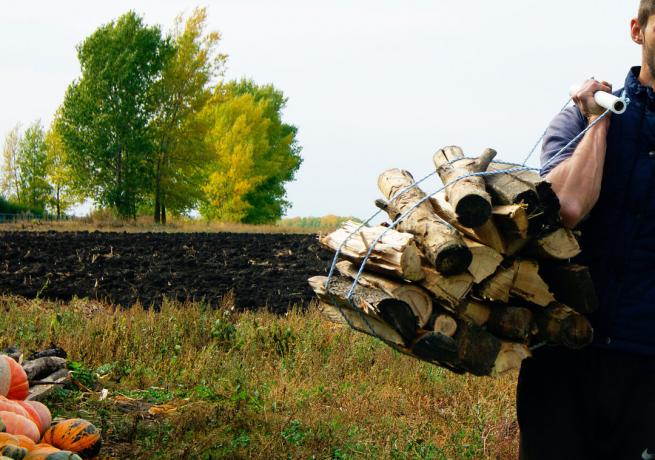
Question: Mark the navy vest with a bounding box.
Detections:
[580,67,655,354]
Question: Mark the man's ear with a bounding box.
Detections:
[632,18,644,45]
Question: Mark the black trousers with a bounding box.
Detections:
[517,346,655,460]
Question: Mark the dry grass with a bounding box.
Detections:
[0,295,519,459]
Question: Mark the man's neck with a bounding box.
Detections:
[639,65,655,90]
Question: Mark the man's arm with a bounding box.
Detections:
[544,79,612,229]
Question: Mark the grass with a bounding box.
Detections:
[0,295,519,459]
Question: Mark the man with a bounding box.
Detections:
[516,2,655,459]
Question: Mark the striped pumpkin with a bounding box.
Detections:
[0,413,39,443]
[0,359,9,398]
[17,404,49,437]
[0,444,27,459]
[0,359,28,401]
[41,420,100,459]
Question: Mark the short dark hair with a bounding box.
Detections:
[639,0,655,27]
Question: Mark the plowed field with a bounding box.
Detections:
[0,231,331,313]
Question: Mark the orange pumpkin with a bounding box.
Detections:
[12,435,36,451]
[0,413,39,443]
[17,404,49,436]
[0,359,28,401]
[0,399,30,421]
[0,433,19,445]
[0,359,10,398]
[41,420,100,459]
[13,404,41,436]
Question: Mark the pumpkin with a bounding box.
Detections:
[24,450,81,460]
[11,406,40,437]
[0,433,18,445]
[0,444,27,459]
[0,413,39,443]
[11,436,35,452]
[41,420,100,459]
[16,404,49,436]
[0,400,30,421]
[0,359,10,398]
[0,359,28,401]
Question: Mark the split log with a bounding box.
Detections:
[22,357,67,381]
[465,238,503,283]
[309,275,418,345]
[420,266,473,310]
[378,169,471,275]
[456,300,534,341]
[336,260,433,327]
[479,260,554,307]
[539,264,598,314]
[432,146,496,228]
[433,314,458,337]
[430,193,506,254]
[485,163,541,212]
[493,204,529,239]
[320,221,424,281]
[530,228,581,260]
[533,303,594,349]
[455,324,530,376]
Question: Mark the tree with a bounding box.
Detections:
[45,124,76,218]
[200,80,302,223]
[15,121,51,212]
[57,11,173,218]
[149,7,226,224]
[0,125,22,203]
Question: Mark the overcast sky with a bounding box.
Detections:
[0,1,641,220]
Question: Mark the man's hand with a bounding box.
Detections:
[571,79,613,122]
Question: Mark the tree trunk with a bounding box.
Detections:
[320,221,424,281]
[309,275,418,345]
[432,146,496,228]
[377,169,471,275]
[154,155,162,224]
[336,260,433,327]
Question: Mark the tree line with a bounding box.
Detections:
[0,9,302,224]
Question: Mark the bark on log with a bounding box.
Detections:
[456,300,534,341]
[411,332,462,373]
[432,146,497,228]
[539,264,598,314]
[465,238,503,283]
[530,228,581,260]
[309,275,418,345]
[455,324,530,376]
[533,303,594,349]
[493,204,529,239]
[378,169,471,275]
[320,221,424,281]
[22,357,67,381]
[335,260,433,327]
[430,193,506,254]
[485,164,541,212]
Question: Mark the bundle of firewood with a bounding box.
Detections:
[308,146,597,376]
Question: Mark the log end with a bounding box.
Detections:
[377,298,418,345]
[492,342,531,375]
[560,315,594,349]
[435,244,472,276]
[455,194,492,228]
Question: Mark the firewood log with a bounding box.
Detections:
[457,300,534,342]
[455,324,530,376]
[539,264,598,314]
[420,266,473,311]
[433,314,458,337]
[430,193,506,254]
[378,169,471,275]
[432,146,496,228]
[411,331,463,373]
[529,227,581,260]
[479,260,555,307]
[464,238,503,283]
[533,303,593,349]
[320,221,424,281]
[485,163,541,212]
[335,260,433,327]
[308,275,418,345]
[493,204,529,239]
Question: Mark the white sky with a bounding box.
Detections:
[0,1,642,219]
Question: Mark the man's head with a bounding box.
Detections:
[633,1,655,83]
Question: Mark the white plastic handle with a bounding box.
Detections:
[569,85,627,115]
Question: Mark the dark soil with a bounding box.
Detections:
[0,231,332,313]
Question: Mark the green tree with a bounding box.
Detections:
[0,125,22,203]
[57,11,173,218]
[149,7,226,224]
[45,124,76,218]
[201,80,302,223]
[15,121,51,212]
